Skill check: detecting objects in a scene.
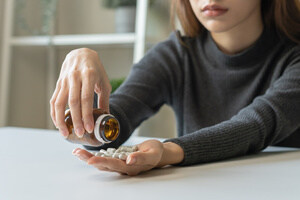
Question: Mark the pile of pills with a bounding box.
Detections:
[91,145,138,160]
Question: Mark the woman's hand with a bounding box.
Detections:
[72,140,184,176]
[50,48,111,138]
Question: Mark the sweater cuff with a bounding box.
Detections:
[164,120,263,166]
[163,138,197,166]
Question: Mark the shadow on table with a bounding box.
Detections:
[88,165,185,182]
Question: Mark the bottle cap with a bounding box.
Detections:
[94,114,119,143]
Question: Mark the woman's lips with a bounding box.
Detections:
[202,4,228,17]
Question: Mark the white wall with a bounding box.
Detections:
[0,0,176,138]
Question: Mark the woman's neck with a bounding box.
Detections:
[211,10,264,55]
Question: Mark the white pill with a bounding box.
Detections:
[104,152,112,157]
[115,149,121,153]
[91,152,97,156]
[119,153,127,160]
[119,146,131,152]
[107,148,116,154]
[99,149,106,153]
[126,148,133,152]
[132,145,138,151]
[112,153,120,158]
[96,152,104,157]
[89,146,139,160]
[117,147,125,151]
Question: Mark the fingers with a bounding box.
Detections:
[74,152,152,176]
[68,71,84,137]
[81,69,96,133]
[88,156,137,175]
[55,80,69,137]
[71,151,123,173]
[72,148,94,162]
[51,48,112,139]
[50,81,61,127]
[85,155,127,172]
[73,148,111,174]
[83,151,156,176]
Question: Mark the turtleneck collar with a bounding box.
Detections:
[202,28,280,67]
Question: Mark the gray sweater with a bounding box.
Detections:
[92,28,300,166]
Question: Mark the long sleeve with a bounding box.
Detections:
[86,28,300,167]
[166,47,300,165]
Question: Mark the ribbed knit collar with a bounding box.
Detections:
[203,28,279,67]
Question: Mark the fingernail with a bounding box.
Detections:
[86,123,93,133]
[76,127,84,138]
[126,156,136,165]
[61,129,69,138]
[72,148,79,155]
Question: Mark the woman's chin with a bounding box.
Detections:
[202,21,235,33]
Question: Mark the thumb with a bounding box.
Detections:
[126,151,159,166]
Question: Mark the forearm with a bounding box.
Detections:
[166,119,264,166]
[157,142,184,167]
[165,61,300,166]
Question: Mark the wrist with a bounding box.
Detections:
[157,142,184,167]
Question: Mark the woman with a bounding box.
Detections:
[50,0,300,175]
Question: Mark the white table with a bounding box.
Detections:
[0,127,300,200]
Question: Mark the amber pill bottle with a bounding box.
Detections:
[64,108,120,146]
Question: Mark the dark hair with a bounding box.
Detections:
[171,0,300,44]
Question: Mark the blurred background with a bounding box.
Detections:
[0,0,177,138]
